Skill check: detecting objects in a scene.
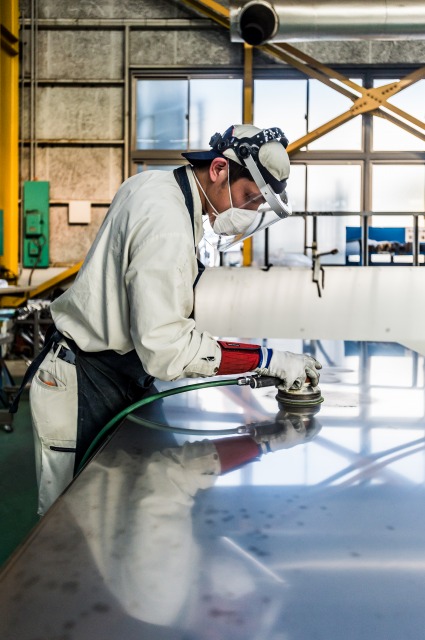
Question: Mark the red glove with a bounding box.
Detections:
[217,341,261,375]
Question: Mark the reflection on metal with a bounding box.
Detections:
[230,0,425,44]
[221,383,271,422]
[314,432,425,487]
[2,340,425,638]
[221,536,286,582]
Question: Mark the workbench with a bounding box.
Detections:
[1,339,425,640]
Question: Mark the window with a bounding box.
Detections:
[189,79,243,148]
[133,69,425,268]
[253,77,363,150]
[253,164,361,266]
[307,79,362,151]
[254,78,363,266]
[253,79,307,143]
[136,80,188,150]
[372,79,425,152]
[372,165,425,213]
[369,164,425,264]
[132,76,243,169]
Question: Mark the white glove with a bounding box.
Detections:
[255,349,322,390]
[253,415,321,454]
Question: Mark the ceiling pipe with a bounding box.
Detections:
[230,0,425,45]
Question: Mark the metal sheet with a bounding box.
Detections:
[1,339,425,639]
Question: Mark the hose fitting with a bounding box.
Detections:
[237,374,280,388]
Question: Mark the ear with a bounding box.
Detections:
[209,157,229,184]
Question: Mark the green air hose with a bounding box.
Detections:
[77,377,244,473]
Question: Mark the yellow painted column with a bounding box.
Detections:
[0,0,20,280]
[242,43,254,267]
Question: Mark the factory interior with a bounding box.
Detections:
[0,0,425,638]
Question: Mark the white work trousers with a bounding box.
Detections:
[29,343,78,516]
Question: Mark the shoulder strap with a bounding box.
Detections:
[173,166,195,239]
[173,166,205,288]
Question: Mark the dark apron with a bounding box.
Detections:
[11,166,204,472]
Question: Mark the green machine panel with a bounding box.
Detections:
[23,181,49,268]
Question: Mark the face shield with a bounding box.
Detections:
[204,198,292,252]
[212,126,292,251]
[207,148,292,252]
[183,124,291,252]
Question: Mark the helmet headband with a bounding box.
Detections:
[209,126,288,194]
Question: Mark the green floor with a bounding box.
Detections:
[0,377,39,568]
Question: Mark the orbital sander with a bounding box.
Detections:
[240,374,324,414]
[276,379,324,417]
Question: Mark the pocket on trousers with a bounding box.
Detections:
[34,368,66,390]
[30,366,78,443]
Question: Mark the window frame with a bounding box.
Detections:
[130,65,425,267]
[130,69,245,172]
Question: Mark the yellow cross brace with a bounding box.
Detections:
[178,0,425,266]
[178,0,425,150]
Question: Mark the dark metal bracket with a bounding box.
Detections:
[311,249,338,297]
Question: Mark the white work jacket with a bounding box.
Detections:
[51,167,222,381]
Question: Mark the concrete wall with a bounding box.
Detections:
[19,0,425,266]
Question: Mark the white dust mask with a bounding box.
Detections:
[193,167,258,237]
[212,205,258,236]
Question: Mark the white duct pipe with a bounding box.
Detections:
[230,0,425,45]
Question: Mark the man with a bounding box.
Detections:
[26,124,322,514]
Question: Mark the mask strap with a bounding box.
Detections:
[227,165,235,210]
[191,167,219,218]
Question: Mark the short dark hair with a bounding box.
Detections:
[187,158,252,185]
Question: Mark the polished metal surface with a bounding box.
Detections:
[230,0,425,42]
[1,339,425,639]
